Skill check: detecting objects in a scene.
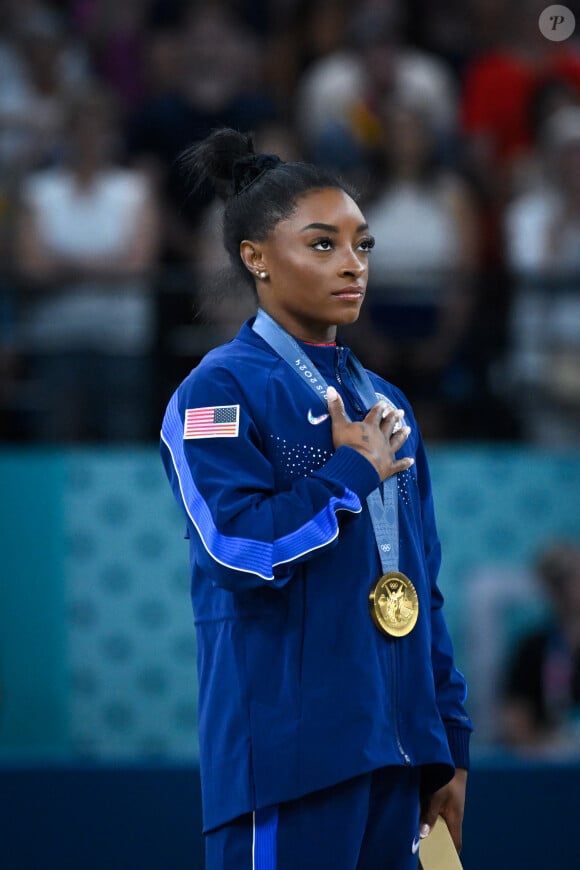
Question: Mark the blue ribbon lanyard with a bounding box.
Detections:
[252,308,398,575]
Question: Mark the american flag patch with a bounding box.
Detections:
[184,405,240,439]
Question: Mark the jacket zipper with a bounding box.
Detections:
[336,347,407,760]
[335,347,344,386]
[335,347,364,415]
[391,641,411,764]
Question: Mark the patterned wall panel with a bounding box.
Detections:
[65,450,198,760]
[3,447,579,760]
[430,447,580,648]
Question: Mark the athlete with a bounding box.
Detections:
[160,128,472,869]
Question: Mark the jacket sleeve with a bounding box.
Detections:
[415,433,474,770]
[160,364,380,590]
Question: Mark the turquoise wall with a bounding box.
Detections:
[1,446,579,759]
[431,446,580,647]
[0,450,68,753]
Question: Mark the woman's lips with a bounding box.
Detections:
[332,286,364,300]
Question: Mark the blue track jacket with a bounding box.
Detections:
[160,317,472,833]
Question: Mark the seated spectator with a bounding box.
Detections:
[503,104,580,444]
[459,0,580,271]
[460,0,580,195]
[15,87,159,442]
[512,74,580,195]
[126,1,278,264]
[70,0,149,110]
[0,4,90,176]
[125,4,280,410]
[258,0,353,118]
[499,540,580,758]
[350,99,480,439]
[294,0,458,184]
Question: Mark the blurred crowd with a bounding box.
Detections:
[499,539,580,759]
[1,0,580,443]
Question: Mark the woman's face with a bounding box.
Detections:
[247,187,374,342]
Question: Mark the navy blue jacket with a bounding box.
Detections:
[161,317,472,832]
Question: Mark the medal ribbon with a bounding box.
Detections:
[252,309,399,574]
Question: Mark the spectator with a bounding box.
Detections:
[352,99,480,440]
[503,103,580,444]
[513,74,580,194]
[126,3,281,414]
[0,4,91,176]
[459,0,580,271]
[71,0,150,111]
[261,0,353,115]
[295,1,459,182]
[403,0,495,76]
[499,540,580,758]
[460,0,580,200]
[126,1,278,264]
[15,87,160,442]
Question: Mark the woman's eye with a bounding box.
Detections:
[359,236,375,252]
[312,238,333,251]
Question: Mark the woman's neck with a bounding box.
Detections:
[301,337,337,346]
[259,306,337,344]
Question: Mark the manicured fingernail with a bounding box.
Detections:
[420,824,430,838]
[407,457,415,466]
[327,386,338,401]
[403,426,411,435]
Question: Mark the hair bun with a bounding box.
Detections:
[179,128,255,199]
[232,154,282,195]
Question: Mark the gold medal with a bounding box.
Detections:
[369,571,419,637]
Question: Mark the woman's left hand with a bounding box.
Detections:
[419,767,468,853]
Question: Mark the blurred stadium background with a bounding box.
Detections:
[1,1,580,868]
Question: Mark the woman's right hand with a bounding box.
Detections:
[326,385,414,481]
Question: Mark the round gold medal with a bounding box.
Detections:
[369,572,419,637]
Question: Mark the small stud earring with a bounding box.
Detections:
[257,270,268,280]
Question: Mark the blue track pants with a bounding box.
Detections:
[205,766,421,870]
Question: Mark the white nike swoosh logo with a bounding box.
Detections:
[307,409,329,425]
[411,837,421,854]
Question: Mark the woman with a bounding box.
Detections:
[16,86,159,441]
[504,103,580,445]
[160,129,472,869]
[500,540,580,757]
[357,99,479,441]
